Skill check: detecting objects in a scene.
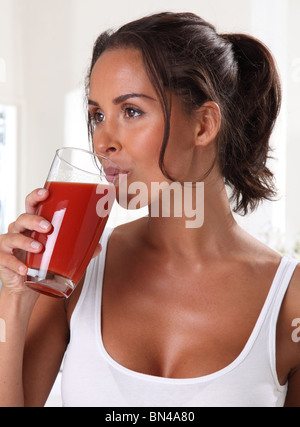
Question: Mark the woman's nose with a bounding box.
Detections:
[93,129,122,156]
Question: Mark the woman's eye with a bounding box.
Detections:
[123,107,144,119]
[91,111,105,124]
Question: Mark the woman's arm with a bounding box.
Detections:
[0,188,69,407]
[0,288,69,407]
[0,288,38,406]
[23,293,69,407]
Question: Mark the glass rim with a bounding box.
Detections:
[55,146,122,178]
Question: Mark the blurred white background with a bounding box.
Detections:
[0,0,299,252]
[0,0,299,407]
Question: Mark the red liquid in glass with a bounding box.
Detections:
[26,181,114,296]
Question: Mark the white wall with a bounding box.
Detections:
[0,0,23,102]
[0,0,299,252]
[0,0,23,224]
[285,0,300,249]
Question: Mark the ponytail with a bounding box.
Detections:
[219,33,281,214]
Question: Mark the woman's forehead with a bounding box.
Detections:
[89,48,156,97]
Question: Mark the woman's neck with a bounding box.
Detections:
[144,177,238,260]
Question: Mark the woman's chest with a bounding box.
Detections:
[101,255,271,379]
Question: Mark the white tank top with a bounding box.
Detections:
[61,227,299,407]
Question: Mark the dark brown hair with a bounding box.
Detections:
[86,12,281,215]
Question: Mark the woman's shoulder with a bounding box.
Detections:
[235,228,300,396]
[109,216,148,247]
[230,225,282,270]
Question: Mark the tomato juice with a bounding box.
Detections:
[25,181,115,297]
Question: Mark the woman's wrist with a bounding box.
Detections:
[0,285,39,322]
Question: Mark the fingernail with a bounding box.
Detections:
[18,265,27,275]
[30,241,41,250]
[39,220,50,229]
[38,189,48,196]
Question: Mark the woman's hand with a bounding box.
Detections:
[0,188,51,295]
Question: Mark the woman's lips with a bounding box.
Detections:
[104,167,130,184]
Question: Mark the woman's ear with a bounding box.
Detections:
[194,102,221,147]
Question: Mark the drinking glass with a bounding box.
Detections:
[25,147,123,298]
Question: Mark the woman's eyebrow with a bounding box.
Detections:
[88,93,156,108]
[113,93,157,104]
[88,100,99,107]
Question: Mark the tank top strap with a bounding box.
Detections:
[229,255,299,394]
[266,255,299,325]
[229,255,299,365]
[252,255,299,339]
[259,255,299,390]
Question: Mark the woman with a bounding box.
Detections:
[0,12,299,407]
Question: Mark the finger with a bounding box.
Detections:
[0,233,43,255]
[25,188,49,214]
[8,213,51,235]
[0,252,28,276]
